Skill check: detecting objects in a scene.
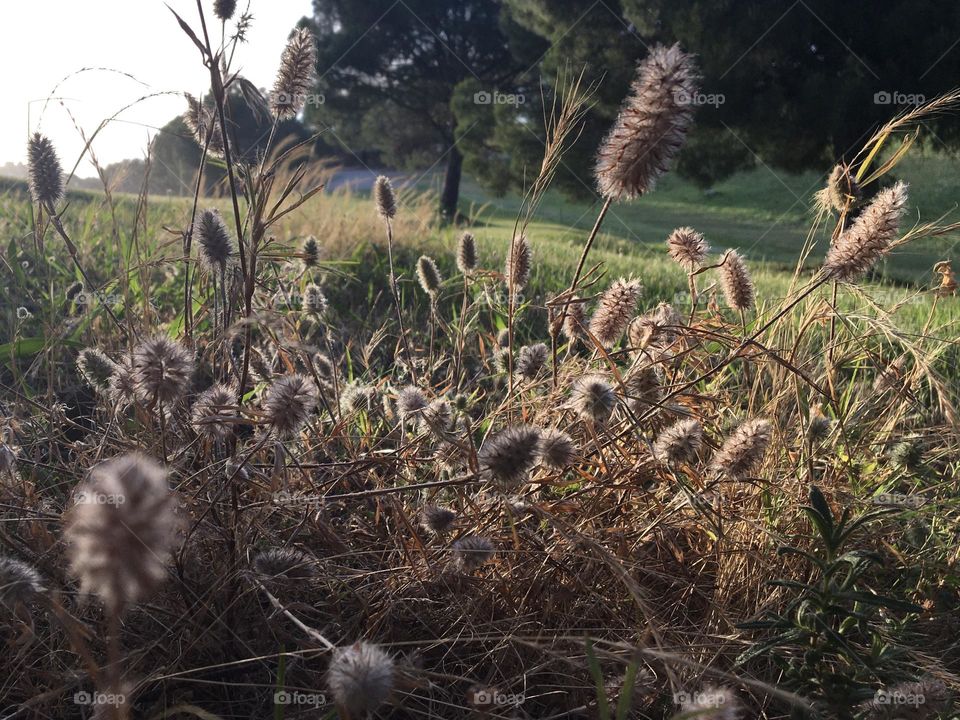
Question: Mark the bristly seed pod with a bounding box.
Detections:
[539,429,577,469]
[374,176,397,220]
[397,386,428,421]
[477,425,542,487]
[451,536,496,570]
[132,336,195,408]
[252,547,316,580]
[457,232,478,275]
[589,278,643,348]
[0,556,44,609]
[719,250,755,312]
[711,418,772,479]
[108,357,137,408]
[191,383,236,441]
[213,0,237,21]
[77,348,118,394]
[505,234,531,297]
[27,133,64,206]
[302,236,320,268]
[515,343,548,380]
[557,296,587,341]
[270,27,317,120]
[416,255,442,297]
[823,181,908,282]
[823,163,861,213]
[183,94,223,156]
[327,642,395,717]
[194,208,235,272]
[667,226,709,270]
[570,375,618,423]
[653,418,703,465]
[263,374,319,438]
[595,44,699,201]
[64,454,180,615]
[421,505,457,534]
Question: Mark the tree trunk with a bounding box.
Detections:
[440,145,463,223]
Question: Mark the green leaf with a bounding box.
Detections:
[585,638,610,720]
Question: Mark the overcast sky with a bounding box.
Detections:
[1,0,313,176]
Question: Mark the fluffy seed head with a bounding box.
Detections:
[889,440,922,471]
[374,176,397,220]
[570,375,618,423]
[558,296,587,341]
[807,406,833,444]
[595,44,699,201]
[263,374,318,438]
[496,329,511,348]
[191,384,236,441]
[679,686,741,720]
[271,27,317,119]
[27,133,63,206]
[515,343,548,380]
[416,255,442,297]
[653,418,703,465]
[64,454,179,614]
[213,0,237,21]
[539,429,577,470]
[451,536,496,570]
[132,336,195,407]
[623,363,663,412]
[77,348,118,393]
[667,226,709,269]
[824,181,908,281]
[183,94,223,156]
[252,548,316,579]
[421,505,457,534]
[341,382,378,414]
[303,284,328,314]
[823,163,861,213]
[0,557,44,609]
[719,250,755,312]
[327,642,395,716]
[505,234,531,296]
[457,232,478,275]
[711,418,773,479]
[108,357,136,407]
[629,302,683,350]
[194,209,234,271]
[397,386,428,420]
[302,236,320,268]
[589,278,643,348]
[478,425,542,487]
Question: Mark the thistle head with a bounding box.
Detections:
[505,234,532,296]
[374,176,397,220]
[132,336,195,408]
[270,27,317,120]
[477,425,542,487]
[213,0,237,21]
[396,386,428,421]
[653,418,703,465]
[0,556,44,610]
[191,383,236,441]
[719,250,755,312]
[451,536,496,570]
[457,232,478,275]
[194,209,235,272]
[570,375,618,423]
[515,343,548,380]
[421,505,457,534]
[341,381,378,414]
[302,236,320,268]
[823,182,908,281]
[27,133,63,206]
[589,278,643,348]
[327,642,395,717]
[595,44,699,200]
[77,348,118,394]
[710,418,773,479]
[263,374,318,438]
[252,548,316,580]
[416,255,442,297]
[539,429,577,470]
[667,226,709,270]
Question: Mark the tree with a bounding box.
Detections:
[303,0,547,220]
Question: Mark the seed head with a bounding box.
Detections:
[595,44,699,201]
[271,27,317,120]
[302,236,320,268]
[653,418,703,465]
[416,255,442,297]
[327,642,395,717]
[807,406,833,444]
[451,536,496,570]
[824,181,908,281]
[303,284,328,314]
[194,209,235,272]
[667,226,709,270]
[397,386,428,421]
[64,454,179,614]
[515,343,548,380]
[889,440,922,472]
[589,278,643,348]
[252,547,316,580]
[539,429,577,469]
[711,418,772,479]
[263,374,318,438]
[558,296,587,341]
[421,505,457,534]
[719,250,755,312]
[505,234,531,296]
[0,556,44,609]
[374,176,397,220]
[191,383,236,441]
[183,94,223,156]
[213,0,237,21]
[457,232,478,275]
[341,382,378,414]
[822,163,861,213]
[570,375,618,423]
[132,336,195,407]
[623,363,663,413]
[108,357,137,407]
[65,281,84,303]
[77,348,118,394]
[478,425,542,487]
[27,133,63,206]
[496,329,511,348]
[0,444,17,474]
[629,302,683,349]
[679,686,741,720]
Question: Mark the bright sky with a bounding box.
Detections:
[1,0,314,176]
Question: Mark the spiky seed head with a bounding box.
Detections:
[629,302,683,350]
[0,556,44,609]
[252,548,316,579]
[64,454,179,614]
[679,686,741,720]
[132,336,195,408]
[396,386,428,421]
[492,347,511,375]
[478,425,542,487]
[191,384,236,441]
[451,536,496,570]
[889,440,922,471]
[595,44,699,201]
[589,278,643,348]
[667,226,709,270]
[183,94,223,156]
[719,250,755,312]
[302,236,320,268]
[623,363,663,412]
[539,429,577,470]
[711,418,772,479]
[108,357,136,407]
[262,374,318,438]
[270,27,317,120]
[77,348,118,394]
[421,505,457,534]
[420,398,454,436]
[303,284,328,314]
[496,329,511,348]
[457,232,478,275]
[571,375,618,423]
[312,353,335,380]
[374,176,397,220]
[213,0,237,21]
[823,163,860,213]
[515,343,548,380]
[416,255,442,297]
[27,133,63,206]
[807,406,833,444]
[560,296,587,341]
[505,234,531,296]
[653,418,703,465]
[327,642,395,717]
[824,181,908,281]
[65,281,84,303]
[341,382,377,413]
[194,209,235,272]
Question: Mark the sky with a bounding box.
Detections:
[0,0,314,176]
